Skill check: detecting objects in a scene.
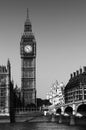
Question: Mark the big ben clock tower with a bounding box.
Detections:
[20,9,36,106]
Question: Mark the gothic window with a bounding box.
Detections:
[23,70,34,78]
[23,80,33,88]
[1,90,4,96]
[84,95,86,99]
[29,80,33,88]
[28,93,32,99]
[0,89,6,97]
[23,71,28,77]
[0,97,5,107]
[29,61,32,67]
[23,59,34,67]
[0,101,4,107]
[28,70,34,77]
[24,93,28,99]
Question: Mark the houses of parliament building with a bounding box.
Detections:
[0,60,11,115]
[0,10,37,115]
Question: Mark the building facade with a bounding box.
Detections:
[0,60,11,115]
[64,67,86,104]
[47,81,65,106]
[20,9,36,106]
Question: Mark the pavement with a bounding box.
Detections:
[0,111,44,123]
[26,115,55,123]
[27,116,49,122]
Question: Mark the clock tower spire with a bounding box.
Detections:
[20,10,36,107]
[24,9,32,32]
[27,8,29,19]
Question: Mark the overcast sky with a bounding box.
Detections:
[0,0,86,99]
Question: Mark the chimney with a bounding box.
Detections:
[83,66,86,73]
[70,73,73,79]
[73,72,76,77]
[80,68,82,74]
[76,70,79,76]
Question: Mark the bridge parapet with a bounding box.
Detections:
[55,99,86,116]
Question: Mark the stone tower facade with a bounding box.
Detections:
[0,60,11,115]
[20,10,36,106]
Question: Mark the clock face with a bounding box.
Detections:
[24,45,32,53]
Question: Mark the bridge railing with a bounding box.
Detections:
[15,107,41,114]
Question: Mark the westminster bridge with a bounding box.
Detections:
[48,98,86,125]
[55,99,86,116]
[47,67,86,125]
